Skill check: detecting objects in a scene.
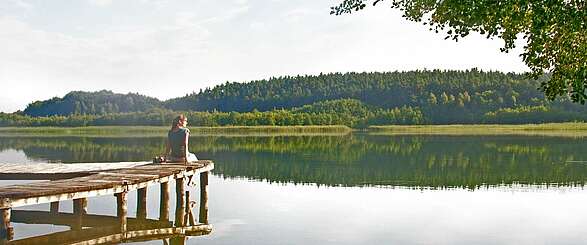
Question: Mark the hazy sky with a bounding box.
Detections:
[0,0,528,112]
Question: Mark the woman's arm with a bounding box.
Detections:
[164,139,171,157]
[184,130,190,159]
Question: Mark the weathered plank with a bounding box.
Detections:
[0,162,152,180]
[0,162,151,174]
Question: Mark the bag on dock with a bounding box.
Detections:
[153,156,167,164]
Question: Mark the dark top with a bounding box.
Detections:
[168,128,189,158]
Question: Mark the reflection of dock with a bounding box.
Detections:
[0,160,214,244]
[9,211,211,244]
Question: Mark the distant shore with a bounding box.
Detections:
[369,123,587,137]
[0,125,352,136]
[1,123,587,137]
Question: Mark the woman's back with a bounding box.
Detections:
[167,128,189,158]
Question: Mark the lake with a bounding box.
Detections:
[1,133,587,244]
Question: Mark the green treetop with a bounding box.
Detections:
[332,0,587,103]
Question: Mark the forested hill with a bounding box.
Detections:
[24,90,162,117]
[17,70,587,125]
[164,69,546,112]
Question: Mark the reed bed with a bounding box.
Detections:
[369,123,587,137]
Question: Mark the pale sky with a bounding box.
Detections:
[0,0,528,113]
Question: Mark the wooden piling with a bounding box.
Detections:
[159,182,169,222]
[199,171,209,224]
[115,192,128,232]
[184,191,196,226]
[0,208,12,240]
[73,198,87,215]
[175,178,185,227]
[170,236,186,245]
[73,198,87,230]
[186,191,195,226]
[50,201,60,214]
[137,187,147,220]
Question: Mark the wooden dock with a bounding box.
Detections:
[0,162,152,180]
[0,160,214,244]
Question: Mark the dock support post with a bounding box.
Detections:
[73,198,87,230]
[170,236,186,245]
[50,201,59,214]
[116,192,128,232]
[137,187,147,220]
[0,208,13,241]
[199,171,209,224]
[175,177,185,226]
[160,182,169,222]
[185,191,195,226]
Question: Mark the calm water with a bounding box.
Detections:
[2,134,587,244]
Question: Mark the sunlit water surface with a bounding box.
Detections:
[1,134,587,244]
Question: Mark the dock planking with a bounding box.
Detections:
[0,162,152,173]
[0,162,153,180]
[0,160,213,209]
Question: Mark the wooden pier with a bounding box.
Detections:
[0,160,214,244]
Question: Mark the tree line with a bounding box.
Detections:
[6,70,587,127]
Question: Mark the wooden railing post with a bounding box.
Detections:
[137,187,147,220]
[159,182,170,222]
[199,171,209,224]
[115,192,128,232]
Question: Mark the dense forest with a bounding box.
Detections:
[23,90,161,117]
[3,70,587,127]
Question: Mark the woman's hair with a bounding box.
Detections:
[171,114,186,130]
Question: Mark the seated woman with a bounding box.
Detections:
[165,115,198,163]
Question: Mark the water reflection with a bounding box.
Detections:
[6,209,210,244]
[2,134,587,188]
[2,186,210,245]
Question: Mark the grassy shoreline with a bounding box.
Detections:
[2,123,587,137]
[369,123,587,137]
[0,125,352,136]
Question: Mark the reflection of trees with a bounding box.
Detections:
[2,135,587,188]
[0,137,165,163]
[203,135,587,188]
